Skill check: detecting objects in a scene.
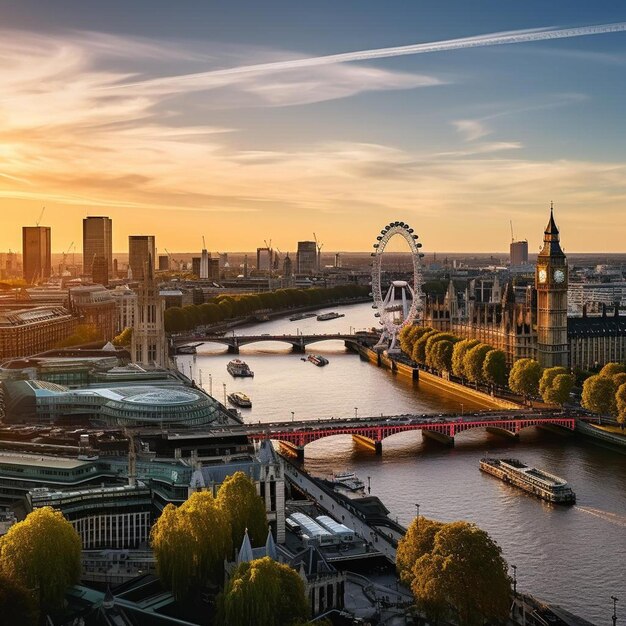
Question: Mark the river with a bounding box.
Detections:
[176,302,626,624]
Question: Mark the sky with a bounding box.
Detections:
[1,0,625,254]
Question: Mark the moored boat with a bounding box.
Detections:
[307,354,329,367]
[289,312,317,321]
[226,359,254,378]
[480,458,576,504]
[330,471,365,493]
[316,311,345,321]
[227,392,252,408]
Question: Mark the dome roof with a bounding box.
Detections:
[123,388,200,405]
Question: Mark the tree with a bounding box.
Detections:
[582,374,617,416]
[412,329,438,365]
[112,327,133,347]
[451,339,479,379]
[482,349,507,387]
[0,572,38,626]
[396,516,444,586]
[463,344,492,384]
[0,507,81,611]
[424,333,458,371]
[508,358,542,401]
[401,520,511,626]
[217,471,268,548]
[539,367,569,398]
[599,362,625,379]
[151,492,232,599]
[428,340,454,373]
[544,374,575,407]
[215,557,309,626]
[610,372,626,389]
[616,383,626,430]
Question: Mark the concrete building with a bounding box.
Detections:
[131,257,168,368]
[22,226,51,284]
[510,240,529,266]
[111,285,137,333]
[158,255,170,271]
[0,306,76,360]
[296,241,318,275]
[257,247,273,273]
[128,235,155,282]
[68,285,117,341]
[91,255,109,286]
[83,216,112,279]
[27,484,152,549]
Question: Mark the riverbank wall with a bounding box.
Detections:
[575,420,626,454]
[353,345,521,411]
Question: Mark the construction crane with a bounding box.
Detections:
[35,207,45,227]
[510,220,515,243]
[60,241,74,275]
[313,232,323,271]
[202,236,207,250]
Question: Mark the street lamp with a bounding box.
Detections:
[291,411,295,422]
[611,596,618,626]
[223,383,227,406]
[367,475,371,494]
[354,407,358,419]
[511,564,517,596]
[208,373,213,396]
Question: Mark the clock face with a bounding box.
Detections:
[554,269,565,283]
[538,268,547,284]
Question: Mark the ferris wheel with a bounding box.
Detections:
[371,221,424,353]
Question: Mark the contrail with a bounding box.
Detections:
[124,21,626,90]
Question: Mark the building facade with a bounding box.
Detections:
[0,306,76,360]
[510,240,529,266]
[296,241,318,275]
[22,226,51,284]
[128,235,156,281]
[83,216,113,279]
[131,258,168,368]
[69,285,117,341]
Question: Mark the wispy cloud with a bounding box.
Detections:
[453,119,491,141]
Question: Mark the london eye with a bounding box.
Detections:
[370,221,424,353]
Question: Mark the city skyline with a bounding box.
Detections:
[1,1,626,253]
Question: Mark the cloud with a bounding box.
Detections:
[453,120,491,141]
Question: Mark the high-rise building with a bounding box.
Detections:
[200,249,210,279]
[83,216,112,279]
[91,255,109,286]
[192,257,201,277]
[131,256,168,368]
[128,236,155,282]
[256,247,273,273]
[510,240,529,266]
[536,206,568,368]
[22,226,51,284]
[296,241,317,275]
[283,253,293,277]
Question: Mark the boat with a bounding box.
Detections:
[226,359,254,378]
[479,458,576,504]
[307,354,329,367]
[227,392,252,408]
[316,312,345,321]
[330,471,366,493]
[289,312,317,321]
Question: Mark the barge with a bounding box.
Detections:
[480,458,576,504]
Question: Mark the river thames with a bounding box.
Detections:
[177,302,626,624]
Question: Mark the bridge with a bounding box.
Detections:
[239,411,580,460]
[174,332,379,354]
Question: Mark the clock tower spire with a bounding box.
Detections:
[536,203,569,368]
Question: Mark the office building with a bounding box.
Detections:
[200,248,210,279]
[68,285,117,341]
[158,255,170,271]
[22,226,51,284]
[83,216,112,279]
[128,236,155,281]
[510,240,529,267]
[91,255,109,286]
[296,241,317,275]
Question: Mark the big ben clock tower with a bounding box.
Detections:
[536,203,569,368]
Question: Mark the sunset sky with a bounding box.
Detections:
[1,0,625,254]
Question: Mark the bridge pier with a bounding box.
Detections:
[291,344,306,354]
[352,434,382,455]
[278,441,305,461]
[486,426,519,440]
[422,430,454,447]
[227,345,239,354]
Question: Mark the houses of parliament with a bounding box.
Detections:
[423,207,626,371]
